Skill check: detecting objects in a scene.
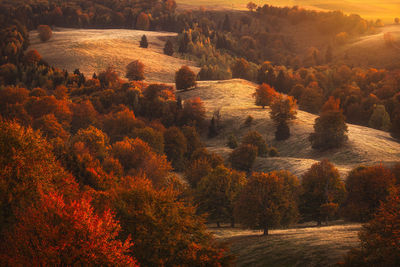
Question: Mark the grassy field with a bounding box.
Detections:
[177,0,399,22]
[212,223,361,266]
[29,28,199,83]
[178,79,400,178]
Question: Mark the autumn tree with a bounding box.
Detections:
[309,97,348,150]
[196,165,247,227]
[140,34,148,48]
[175,66,196,90]
[270,95,297,140]
[33,114,69,140]
[395,17,400,24]
[181,97,206,127]
[164,126,187,171]
[72,126,109,159]
[343,191,400,266]
[109,176,234,266]
[164,39,174,56]
[343,165,396,222]
[126,60,145,81]
[136,12,150,30]
[368,104,391,131]
[299,82,324,114]
[1,193,137,266]
[241,131,268,157]
[25,49,42,64]
[235,171,300,235]
[300,160,346,225]
[246,2,257,12]
[253,83,278,108]
[229,144,258,172]
[232,58,250,79]
[37,25,52,42]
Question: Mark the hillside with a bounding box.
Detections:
[178,79,400,178]
[28,28,199,83]
[212,223,361,266]
[338,24,400,69]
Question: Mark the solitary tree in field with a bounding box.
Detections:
[175,66,196,90]
[246,2,257,12]
[37,25,52,42]
[395,17,400,24]
[300,160,346,225]
[235,171,300,235]
[270,95,297,140]
[126,60,145,81]
[196,165,247,227]
[140,35,148,48]
[164,39,174,56]
[253,83,279,109]
[309,97,348,150]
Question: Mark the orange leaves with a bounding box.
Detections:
[1,193,137,266]
[322,96,341,113]
[253,83,279,108]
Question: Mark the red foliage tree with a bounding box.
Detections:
[253,83,279,108]
[1,193,137,266]
[37,25,52,42]
[136,12,150,30]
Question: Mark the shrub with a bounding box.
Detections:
[244,115,253,127]
[37,25,52,42]
[241,131,268,157]
[139,35,148,48]
[269,147,279,157]
[227,134,238,149]
[175,66,196,90]
[229,144,258,171]
[164,39,174,56]
[126,60,145,81]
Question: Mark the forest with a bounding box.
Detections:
[0,0,400,266]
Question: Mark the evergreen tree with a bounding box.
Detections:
[140,35,148,48]
[163,39,174,56]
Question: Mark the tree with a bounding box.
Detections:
[222,14,231,32]
[235,171,300,235]
[300,160,346,225]
[1,193,137,266]
[139,35,148,48]
[37,25,52,42]
[343,165,396,222]
[368,104,391,131]
[196,165,247,227]
[232,58,249,79]
[109,176,234,266]
[164,127,187,171]
[136,12,150,30]
[246,2,257,12]
[72,126,109,159]
[270,95,297,140]
[185,158,213,188]
[309,97,348,150]
[253,83,279,108]
[164,39,174,56]
[25,49,42,64]
[229,144,258,172]
[395,17,400,24]
[343,191,400,266]
[181,97,206,126]
[175,66,196,90]
[33,114,69,140]
[325,45,333,63]
[241,131,268,157]
[126,60,145,81]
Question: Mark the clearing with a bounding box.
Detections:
[212,223,361,266]
[28,28,199,83]
[178,79,400,178]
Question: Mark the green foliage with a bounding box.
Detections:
[368,104,391,131]
[235,171,300,235]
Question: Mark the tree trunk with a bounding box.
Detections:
[263,225,269,236]
[217,221,221,228]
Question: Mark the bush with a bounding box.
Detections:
[37,25,52,42]
[229,144,258,171]
[241,131,268,157]
[126,60,145,81]
[140,35,148,48]
[269,147,279,157]
[175,66,196,90]
[164,40,174,56]
[244,115,253,127]
[227,134,238,149]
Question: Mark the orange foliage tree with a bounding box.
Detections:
[253,83,279,108]
[343,165,396,222]
[126,60,145,81]
[37,25,52,42]
[270,94,297,140]
[175,65,196,90]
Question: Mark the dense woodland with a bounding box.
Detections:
[1,0,400,266]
